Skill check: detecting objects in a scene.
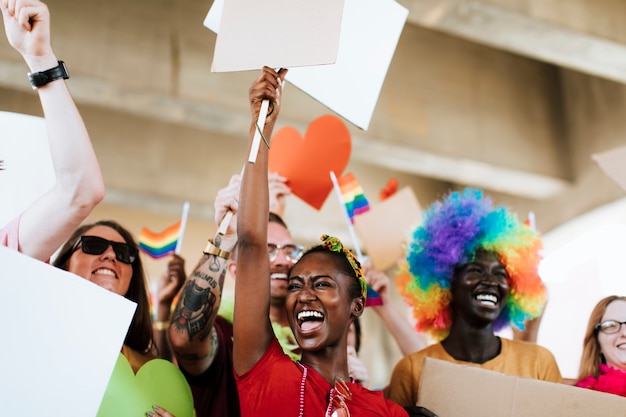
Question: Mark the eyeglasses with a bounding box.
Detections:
[595,320,626,334]
[326,376,352,417]
[72,235,138,264]
[267,243,304,264]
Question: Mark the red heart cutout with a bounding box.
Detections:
[269,115,351,210]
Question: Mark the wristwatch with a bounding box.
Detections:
[28,61,69,89]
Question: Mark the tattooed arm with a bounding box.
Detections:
[168,183,238,376]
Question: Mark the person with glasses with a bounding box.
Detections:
[385,189,561,415]
[234,67,408,417]
[0,0,104,261]
[576,295,626,396]
[53,219,197,416]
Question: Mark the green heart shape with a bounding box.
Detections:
[97,353,194,417]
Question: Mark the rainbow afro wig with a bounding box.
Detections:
[397,188,546,341]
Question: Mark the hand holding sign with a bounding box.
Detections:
[206,0,409,130]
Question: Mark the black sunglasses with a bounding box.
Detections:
[72,235,138,264]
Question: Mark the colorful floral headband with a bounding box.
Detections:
[320,234,367,299]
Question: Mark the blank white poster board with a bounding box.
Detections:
[593,145,626,192]
[0,111,54,228]
[205,0,409,129]
[0,246,136,416]
[209,0,344,72]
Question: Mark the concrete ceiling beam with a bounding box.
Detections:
[401,0,626,85]
[0,57,568,199]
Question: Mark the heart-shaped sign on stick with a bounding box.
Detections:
[269,115,351,210]
[97,354,194,417]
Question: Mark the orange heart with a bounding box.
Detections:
[269,115,351,210]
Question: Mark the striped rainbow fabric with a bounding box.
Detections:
[365,285,383,307]
[138,221,181,259]
[338,173,370,224]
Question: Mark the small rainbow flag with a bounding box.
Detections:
[138,221,181,259]
[338,173,370,224]
[365,285,383,307]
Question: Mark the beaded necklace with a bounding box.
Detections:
[296,361,352,417]
[296,362,308,417]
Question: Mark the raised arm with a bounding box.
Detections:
[365,261,427,356]
[153,253,186,360]
[234,67,287,376]
[168,179,238,376]
[1,0,104,261]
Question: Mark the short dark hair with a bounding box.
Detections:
[231,212,290,261]
[269,212,288,228]
[353,316,362,353]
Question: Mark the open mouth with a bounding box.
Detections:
[475,293,498,307]
[297,310,324,332]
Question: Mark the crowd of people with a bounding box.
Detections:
[3,1,626,416]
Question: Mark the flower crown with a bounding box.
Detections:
[320,234,367,299]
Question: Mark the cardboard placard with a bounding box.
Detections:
[592,145,626,192]
[353,186,421,271]
[419,358,626,417]
[0,111,54,228]
[207,0,344,72]
[0,246,136,416]
[205,0,409,130]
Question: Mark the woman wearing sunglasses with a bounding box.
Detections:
[53,220,155,369]
[576,295,626,396]
[234,67,407,417]
[53,220,191,416]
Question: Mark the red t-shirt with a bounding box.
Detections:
[236,338,408,417]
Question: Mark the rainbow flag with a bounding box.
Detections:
[338,173,370,224]
[138,221,181,259]
[365,285,383,307]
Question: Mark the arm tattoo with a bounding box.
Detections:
[171,279,218,341]
[171,242,228,343]
[209,235,223,272]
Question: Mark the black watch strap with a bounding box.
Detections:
[28,61,69,89]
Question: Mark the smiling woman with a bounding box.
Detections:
[53,220,153,365]
[52,220,190,416]
[234,67,408,417]
[384,189,562,411]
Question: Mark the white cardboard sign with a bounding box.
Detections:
[592,145,626,193]
[209,0,344,72]
[205,0,409,130]
[0,111,55,228]
[0,246,136,416]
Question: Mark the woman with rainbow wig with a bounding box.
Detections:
[385,188,562,411]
